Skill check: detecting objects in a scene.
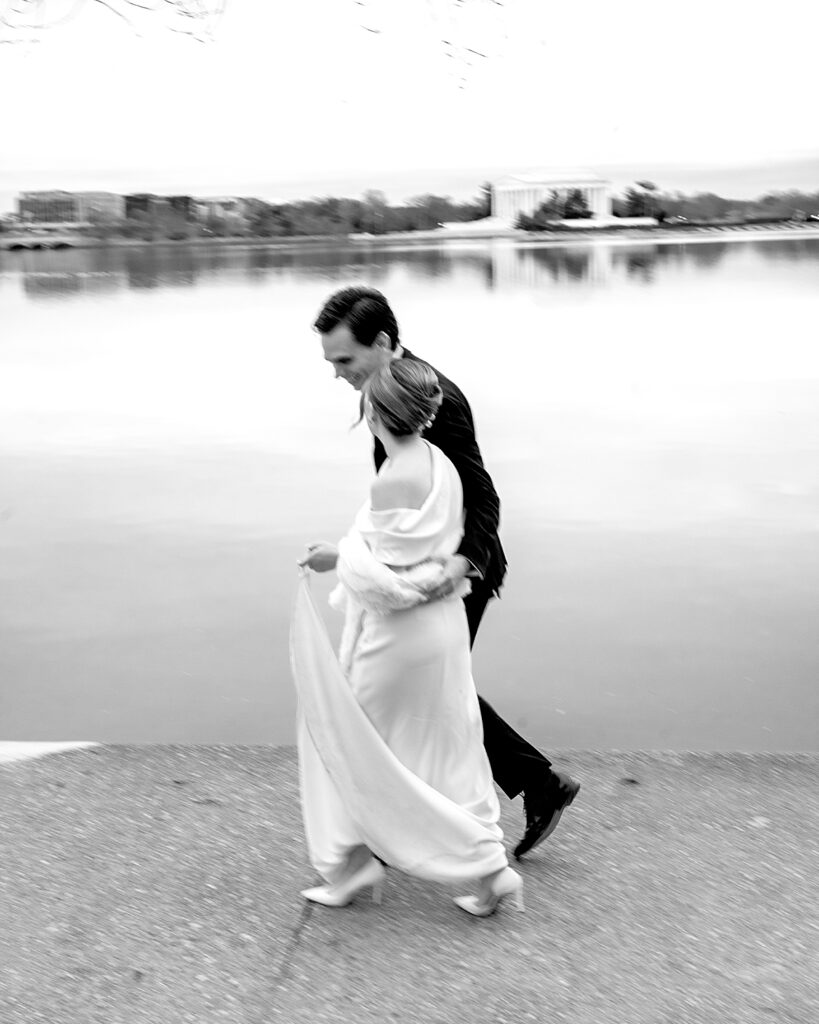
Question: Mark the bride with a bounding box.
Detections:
[293,359,523,917]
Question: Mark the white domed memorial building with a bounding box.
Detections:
[492,168,613,226]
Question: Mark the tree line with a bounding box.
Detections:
[69,187,492,242]
[518,181,819,230]
[9,180,816,243]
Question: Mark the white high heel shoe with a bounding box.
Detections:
[453,866,525,917]
[301,857,386,908]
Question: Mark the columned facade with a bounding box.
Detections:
[492,170,612,225]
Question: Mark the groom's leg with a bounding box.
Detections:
[463,583,553,801]
[478,696,553,801]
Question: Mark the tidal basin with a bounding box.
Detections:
[1,236,818,749]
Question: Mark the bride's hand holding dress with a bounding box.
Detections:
[298,542,338,572]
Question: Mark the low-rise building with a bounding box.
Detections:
[76,192,125,221]
[17,190,81,224]
[124,193,167,219]
[194,197,248,226]
[17,190,125,225]
[168,195,195,220]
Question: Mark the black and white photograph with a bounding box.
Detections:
[1,1,818,1021]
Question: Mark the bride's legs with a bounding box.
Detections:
[336,843,373,882]
[477,864,507,898]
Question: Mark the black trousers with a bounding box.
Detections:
[463,577,553,801]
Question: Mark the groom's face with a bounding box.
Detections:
[320,323,390,392]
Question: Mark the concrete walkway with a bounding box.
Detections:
[1,746,817,1023]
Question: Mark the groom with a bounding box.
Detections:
[311,286,579,858]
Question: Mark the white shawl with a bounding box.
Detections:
[329,442,471,673]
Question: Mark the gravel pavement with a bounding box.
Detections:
[1,746,817,1024]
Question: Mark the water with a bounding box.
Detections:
[2,237,818,750]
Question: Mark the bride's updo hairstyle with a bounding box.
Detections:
[365,360,443,437]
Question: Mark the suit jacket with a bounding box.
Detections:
[372,348,508,597]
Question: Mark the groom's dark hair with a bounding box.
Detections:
[313,286,400,350]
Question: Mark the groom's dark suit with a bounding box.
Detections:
[372,348,553,801]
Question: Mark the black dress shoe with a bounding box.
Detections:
[514,770,580,860]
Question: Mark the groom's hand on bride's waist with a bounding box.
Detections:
[423,555,473,601]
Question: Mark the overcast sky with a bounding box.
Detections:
[2,0,818,211]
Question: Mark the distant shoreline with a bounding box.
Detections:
[3,220,819,253]
[344,222,819,249]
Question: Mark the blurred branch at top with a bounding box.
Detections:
[0,0,227,43]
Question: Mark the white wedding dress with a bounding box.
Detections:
[291,442,507,886]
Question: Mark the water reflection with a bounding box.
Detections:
[752,237,819,263]
[7,235,801,302]
[3,236,819,749]
[493,244,610,287]
[5,237,818,301]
